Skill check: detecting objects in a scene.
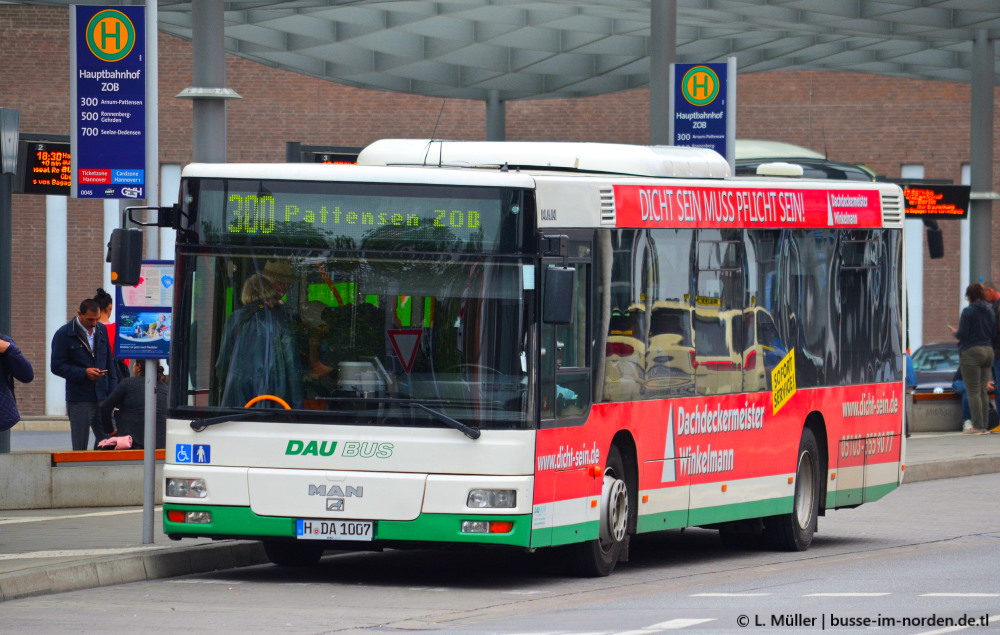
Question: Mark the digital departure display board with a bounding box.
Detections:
[903,184,970,219]
[195,179,512,252]
[17,139,72,195]
[308,151,358,165]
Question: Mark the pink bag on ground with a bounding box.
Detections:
[96,435,133,450]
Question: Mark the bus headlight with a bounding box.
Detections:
[166,478,208,498]
[466,489,516,508]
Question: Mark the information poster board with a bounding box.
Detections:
[115,260,173,359]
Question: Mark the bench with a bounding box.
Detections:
[0,450,166,510]
[907,391,962,432]
[51,449,166,466]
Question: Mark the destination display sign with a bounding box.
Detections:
[614,185,884,229]
[17,139,71,195]
[197,181,507,251]
[71,5,146,199]
[902,184,969,219]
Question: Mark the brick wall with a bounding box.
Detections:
[1,4,996,412]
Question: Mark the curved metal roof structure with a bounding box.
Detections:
[137,0,1000,101]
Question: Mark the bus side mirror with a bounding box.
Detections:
[543,266,575,325]
[156,203,182,229]
[107,228,142,286]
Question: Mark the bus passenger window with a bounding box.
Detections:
[646,300,695,397]
[604,304,646,402]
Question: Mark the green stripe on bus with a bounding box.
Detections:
[828,481,899,508]
[636,509,689,533]
[529,520,599,548]
[686,496,792,526]
[163,505,531,547]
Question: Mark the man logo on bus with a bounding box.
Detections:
[681,66,720,107]
[86,10,136,63]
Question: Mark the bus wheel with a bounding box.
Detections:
[571,446,629,577]
[263,540,325,567]
[763,428,820,551]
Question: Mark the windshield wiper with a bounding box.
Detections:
[407,402,481,440]
[190,409,289,432]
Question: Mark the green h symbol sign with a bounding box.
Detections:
[98,19,125,52]
[680,66,720,107]
[85,10,136,62]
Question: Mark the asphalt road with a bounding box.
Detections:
[3,472,999,634]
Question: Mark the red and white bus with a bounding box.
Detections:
[161,140,905,575]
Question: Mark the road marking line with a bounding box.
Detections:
[0,508,151,525]
[921,593,999,597]
[916,614,1000,635]
[614,618,716,633]
[805,592,891,597]
[170,579,246,585]
[0,546,161,560]
[692,593,771,597]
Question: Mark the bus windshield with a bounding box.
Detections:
[171,177,532,430]
[176,252,531,429]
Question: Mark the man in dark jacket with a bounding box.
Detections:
[51,298,119,450]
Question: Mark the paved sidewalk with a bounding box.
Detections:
[1,431,999,602]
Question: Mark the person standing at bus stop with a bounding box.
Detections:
[949,283,996,435]
[982,282,1000,388]
[0,331,34,433]
[51,298,119,450]
[94,287,129,381]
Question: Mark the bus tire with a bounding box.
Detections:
[570,445,629,577]
[763,427,820,551]
[263,540,325,567]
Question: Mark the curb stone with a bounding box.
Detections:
[902,455,1000,484]
[0,541,268,603]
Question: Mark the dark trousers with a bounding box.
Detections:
[67,401,106,450]
[959,345,994,431]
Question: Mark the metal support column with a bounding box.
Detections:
[486,90,505,141]
[969,30,997,284]
[0,107,18,454]
[0,171,11,454]
[649,0,677,145]
[177,1,240,162]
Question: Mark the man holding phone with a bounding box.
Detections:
[51,298,119,450]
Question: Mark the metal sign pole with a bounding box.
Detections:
[142,0,159,545]
[0,107,19,455]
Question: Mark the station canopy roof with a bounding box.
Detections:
[33,1,1000,100]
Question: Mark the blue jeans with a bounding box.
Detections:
[953,379,972,421]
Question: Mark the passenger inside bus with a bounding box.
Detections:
[214,261,304,409]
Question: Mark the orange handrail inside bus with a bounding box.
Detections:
[244,395,291,409]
